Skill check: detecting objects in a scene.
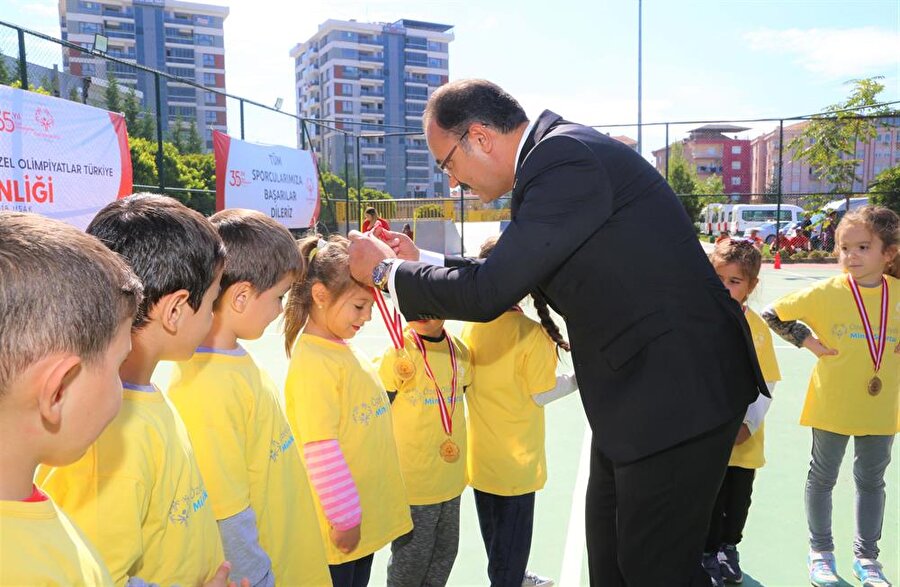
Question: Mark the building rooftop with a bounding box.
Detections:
[394,19,454,33]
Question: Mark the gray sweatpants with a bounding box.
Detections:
[387,496,461,587]
[806,428,895,559]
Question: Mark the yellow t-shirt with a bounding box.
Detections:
[0,495,113,586]
[773,274,899,436]
[168,348,331,587]
[37,387,224,586]
[729,308,781,469]
[284,334,412,565]
[376,330,473,506]
[461,310,558,496]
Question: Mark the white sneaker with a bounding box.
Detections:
[522,571,554,587]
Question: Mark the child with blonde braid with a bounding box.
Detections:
[702,239,780,586]
[283,235,412,587]
[461,236,578,587]
[763,206,899,587]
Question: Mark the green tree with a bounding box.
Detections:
[0,50,12,85]
[788,77,894,199]
[136,109,156,141]
[68,85,80,102]
[666,143,700,220]
[184,119,204,154]
[105,71,122,113]
[868,164,900,216]
[122,87,141,135]
[168,115,186,152]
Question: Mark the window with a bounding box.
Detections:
[204,91,217,105]
[731,177,741,186]
[202,72,217,86]
[731,145,742,155]
[202,53,216,67]
[731,161,741,170]
[205,110,218,123]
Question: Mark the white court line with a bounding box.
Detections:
[559,426,592,587]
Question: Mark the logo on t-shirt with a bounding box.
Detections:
[269,427,296,462]
[832,323,847,339]
[352,392,389,426]
[168,485,210,525]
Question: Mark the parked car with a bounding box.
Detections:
[755,220,804,245]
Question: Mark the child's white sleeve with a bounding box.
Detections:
[744,382,776,434]
[532,373,578,407]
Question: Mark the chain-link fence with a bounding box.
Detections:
[2,20,897,250]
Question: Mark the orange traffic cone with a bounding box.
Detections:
[774,251,782,270]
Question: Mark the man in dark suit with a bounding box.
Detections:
[349,79,767,585]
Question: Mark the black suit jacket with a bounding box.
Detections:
[394,110,767,463]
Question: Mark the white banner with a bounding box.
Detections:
[0,85,132,229]
[214,131,319,229]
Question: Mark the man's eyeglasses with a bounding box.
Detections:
[438,129,470,177]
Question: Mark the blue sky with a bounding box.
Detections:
[5,0,899,157]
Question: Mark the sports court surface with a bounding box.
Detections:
[152,262,898,587]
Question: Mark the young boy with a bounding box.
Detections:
[377,318,473,586]
[0,212,142,586]
[167,209,332,586]
[37,194,228,586]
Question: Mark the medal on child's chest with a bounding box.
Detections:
[372,287,416,381]
[847,275,889,397]
[410,329,460,464]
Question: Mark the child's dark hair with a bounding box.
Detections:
[836,205,899,278]
[284,234,357,356]
[478,236,571,353]
[209,209,301,299]
[86,193,226,329]
[708,238,762,283]
[0,212,143,396]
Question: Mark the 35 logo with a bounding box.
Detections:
[0,111,21,133]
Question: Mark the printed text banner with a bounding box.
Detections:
[214,131,319,229]
[0,85,132,230]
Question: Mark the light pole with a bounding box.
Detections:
[637,0,643,156]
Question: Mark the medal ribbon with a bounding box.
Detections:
[847,275,889,374]
[371,287,404,350]
[410,329,458,436]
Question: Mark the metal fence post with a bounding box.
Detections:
[300,119,307,151]
[16,28,27,88]
[664,123,670,181]
[154,72,165,192]
[775,119,784,251]
[459,189,465,255]
[239,98,245,140]
[355,134,362,231]
[344,135,351,235]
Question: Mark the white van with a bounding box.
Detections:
[698,203,735,235]
[728,204,805,236]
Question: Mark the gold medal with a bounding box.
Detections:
[868,376,882,396]
[394,351,416,381]
[440,439,460,463]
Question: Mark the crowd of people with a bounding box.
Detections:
[0,76,897,587]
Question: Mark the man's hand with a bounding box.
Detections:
[802,336,838,358]
[348,231,397,286]
[372,225,420,261]
[734,424,751,446]
[330,524,361,554]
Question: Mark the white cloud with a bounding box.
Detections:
[744,27,900,79]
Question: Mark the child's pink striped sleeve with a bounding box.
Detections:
[303,439,361,531]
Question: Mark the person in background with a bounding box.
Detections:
[362,207,390,234]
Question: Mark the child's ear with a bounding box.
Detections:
[150,289,191,334]
[229,282,254,314]
[35,354,83,429]
[747,276,759,296]
[311,283,330,309]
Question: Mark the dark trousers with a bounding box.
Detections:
[705,466,756,552]
[473,489,535,587]
[586,413,742,586]
[329,553,374,587]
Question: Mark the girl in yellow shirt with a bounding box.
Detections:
[703,239,780,586]
[283,235,412,587]
[461,237,577,587]
[764,206,899,587]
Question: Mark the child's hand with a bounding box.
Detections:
[734,424,751,445]
[803,336,838,358]
[331,524,361,554]
[204,562,250,587]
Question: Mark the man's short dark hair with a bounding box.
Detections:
[86,193,226,329]
[209,208,301,294]
[0,212,142,396]
[424,79,528,137]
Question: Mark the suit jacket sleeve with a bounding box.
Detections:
[394,136,613,321]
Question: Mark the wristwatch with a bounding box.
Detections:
[372,259,394,291]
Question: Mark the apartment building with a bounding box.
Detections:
[653,124,752,195]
